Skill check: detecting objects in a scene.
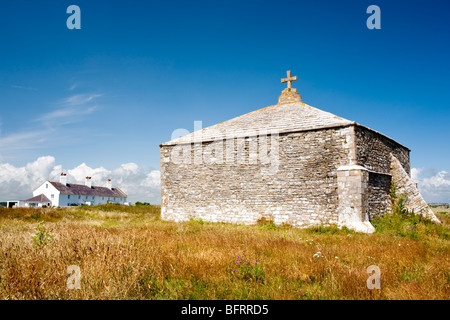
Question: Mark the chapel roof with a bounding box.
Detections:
[161,101,355,146]
[160,71,409,150]
[49,181,127,198]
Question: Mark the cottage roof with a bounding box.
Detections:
[26,194,51,203]
[49,181,127,198]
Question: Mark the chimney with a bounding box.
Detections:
[60,173,67,185]
[85,176,92,188]
[106,179,112,189]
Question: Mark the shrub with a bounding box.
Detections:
[306,224,354,235]
[31,221,54,247]
[135,202,152,206]
[372,183,449,239]
[256,217,278,230]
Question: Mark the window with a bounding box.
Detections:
[78,196,81,199]
[46,184,48,188]
[102,197,104,200]
[51,194,54,199]
[68,195,70,199]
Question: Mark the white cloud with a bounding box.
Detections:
[0,156,160,204]
[412,167,450,203]
[61,93,102,106]
[35,105,97,124]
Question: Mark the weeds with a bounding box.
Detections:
[257,217,278,230]
[372,183,450,240]
[31,221,54,247]
[306,225,354,235]
[232,255,265,283]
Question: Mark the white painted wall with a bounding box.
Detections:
[31,181,127,207]
[33,181,61,207]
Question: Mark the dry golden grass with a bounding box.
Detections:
[0,204,448,300]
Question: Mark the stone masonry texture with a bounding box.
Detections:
[160,88,439,231]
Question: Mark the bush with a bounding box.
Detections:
[31,221,54,247]
[135,202,152,206]
[372,182,449,239]
[306,224,354,235]
[257,217,278,230]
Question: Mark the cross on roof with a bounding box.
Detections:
[281,70,298,89]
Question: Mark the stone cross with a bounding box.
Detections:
[281,70,298,89]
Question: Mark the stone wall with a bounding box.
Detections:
[160,126,355,228]
[354,126,410,217]
[355,126,410,175]
[367,172,391,219]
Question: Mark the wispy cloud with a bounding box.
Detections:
[0,92,103,161]
[35,105,98,125]
[33,93,102,125]
[61,93,102,106]
[11,85,38,91]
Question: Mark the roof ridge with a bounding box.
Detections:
[161,101,354,146]
[50,181,110,189]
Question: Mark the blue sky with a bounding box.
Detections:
[0,0,449,203]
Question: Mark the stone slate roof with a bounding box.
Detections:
[49,182,127,198]
[160,101,409,150]
[161,101,355,146]
[26,194,51,203]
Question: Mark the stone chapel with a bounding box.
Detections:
[159,71,438,233]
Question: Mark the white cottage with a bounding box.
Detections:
[31,173,127,207]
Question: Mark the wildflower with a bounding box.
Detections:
[246,261,249,265]
[235,260,240,264]
[237,256,240,258]
[255,262,257,265]
[233,269,236,272]
[313,252,322,258]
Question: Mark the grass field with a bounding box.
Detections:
[0,204,448,300]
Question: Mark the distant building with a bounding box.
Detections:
[429,203,449,209]
[25,194,52,208]
[30,174,127,207]
[6,200,26,208]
